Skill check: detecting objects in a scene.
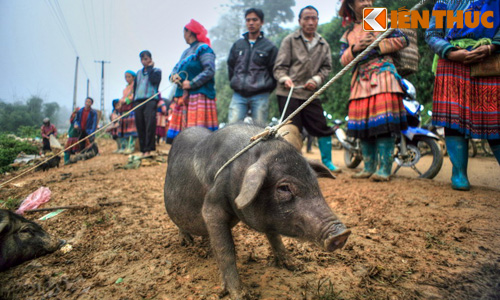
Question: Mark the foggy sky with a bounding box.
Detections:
[0,0,338,119]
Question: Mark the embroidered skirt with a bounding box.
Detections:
[167,93,218,143]
[432,59,500,139]
[120,111,138,138]
[347,92,408,139]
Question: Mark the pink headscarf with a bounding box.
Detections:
[185,19,211,46]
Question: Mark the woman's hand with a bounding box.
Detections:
[182,80,191,90]
[353,34,376,53]
[464,45,490,64]
[446,49,469,62]
[171,73,182,84]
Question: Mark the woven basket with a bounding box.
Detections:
[391,29,419,77]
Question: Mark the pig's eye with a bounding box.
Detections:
[278,184,292,193]
[276,184,293,203]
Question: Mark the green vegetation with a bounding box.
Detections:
[0,96,60,135]
[213,0,436,123]
[0,197,22,210]
[0,134,39,173]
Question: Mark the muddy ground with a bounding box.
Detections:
[0,138,499,300]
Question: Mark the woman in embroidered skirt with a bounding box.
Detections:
[338,0,409,181]
[156,98,167,144]
[425,1,500,191]
[108,99,123,153]
[118,70,139,154]
[167,19,218,143]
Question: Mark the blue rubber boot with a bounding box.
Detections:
[318,136,341,173]
[371,137,395,182]
[445,136,470,191]
[352,140,377,179]
[488,140,500,165]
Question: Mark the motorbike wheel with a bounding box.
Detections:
[481,140,493,156]
[394,136,443,179]
[468,139,477,157]
[344,147,362,168]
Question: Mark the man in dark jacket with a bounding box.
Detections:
[227,8,278,126]
[134,50,162,157]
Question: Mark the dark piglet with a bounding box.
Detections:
[164,124,350,299]
[36,155,61,172]
[0,209,65,271]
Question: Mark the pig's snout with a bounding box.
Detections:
[324,229,351,252]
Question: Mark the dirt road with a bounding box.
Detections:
[1,140,499,299]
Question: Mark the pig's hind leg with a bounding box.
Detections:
[265,232,303,271]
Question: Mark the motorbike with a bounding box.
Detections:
[335,79,444,179]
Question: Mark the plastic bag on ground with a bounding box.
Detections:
[15,187,51,215]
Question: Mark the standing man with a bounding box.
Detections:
[227,8,278,126]
[273,5,340,173]
[134,50,162,158]
[74,97,98,154]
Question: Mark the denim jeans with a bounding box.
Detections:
[228,92,270,127]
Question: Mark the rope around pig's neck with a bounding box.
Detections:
[214,0,428,180]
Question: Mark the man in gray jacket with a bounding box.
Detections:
[273,5,340,173]
[227,8,278,126]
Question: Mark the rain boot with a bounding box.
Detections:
[352,140,377,179]
[64,152,71,165]
[371,137,395,182]
[318,136,341,173]
[488,140,500,164]
[445,136,470,191]
[123,136,135,155]
[113,138,122,153]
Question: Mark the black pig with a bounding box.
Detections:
[36,155,61,172]
[164,124,350,299]
[0,209,65,271]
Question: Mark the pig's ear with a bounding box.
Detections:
[235,162,267,210]
[0,216,9,235]
[307,160,336,179]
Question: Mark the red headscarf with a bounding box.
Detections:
[185,19,211,46]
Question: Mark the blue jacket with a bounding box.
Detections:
[75,107,98,135]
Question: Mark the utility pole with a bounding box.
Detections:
[94,60,110,125]
[86,79,90,98]
[72,57,79,111]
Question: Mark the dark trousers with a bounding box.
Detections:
[277,96,333,137]
[134,100,157,153]
[79,130,99,154]
[42,138,51,151]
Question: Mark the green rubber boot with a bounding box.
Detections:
[352,140,377,179]
[64,152,71,165]
[371,137,395,182]
[123,137,136,155]
[318,136,341,173]
[113,138,122,153]
[446,136,470,191]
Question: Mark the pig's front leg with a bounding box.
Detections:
[266,232,302,271]
[202,193,246,299]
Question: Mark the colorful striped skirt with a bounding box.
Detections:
[347,92,408,139]
[120,111,138,138]
[167,93,218,143]
[433,59,500,139]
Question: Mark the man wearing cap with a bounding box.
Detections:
[227,8,278,126]
[273,5,340,173]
